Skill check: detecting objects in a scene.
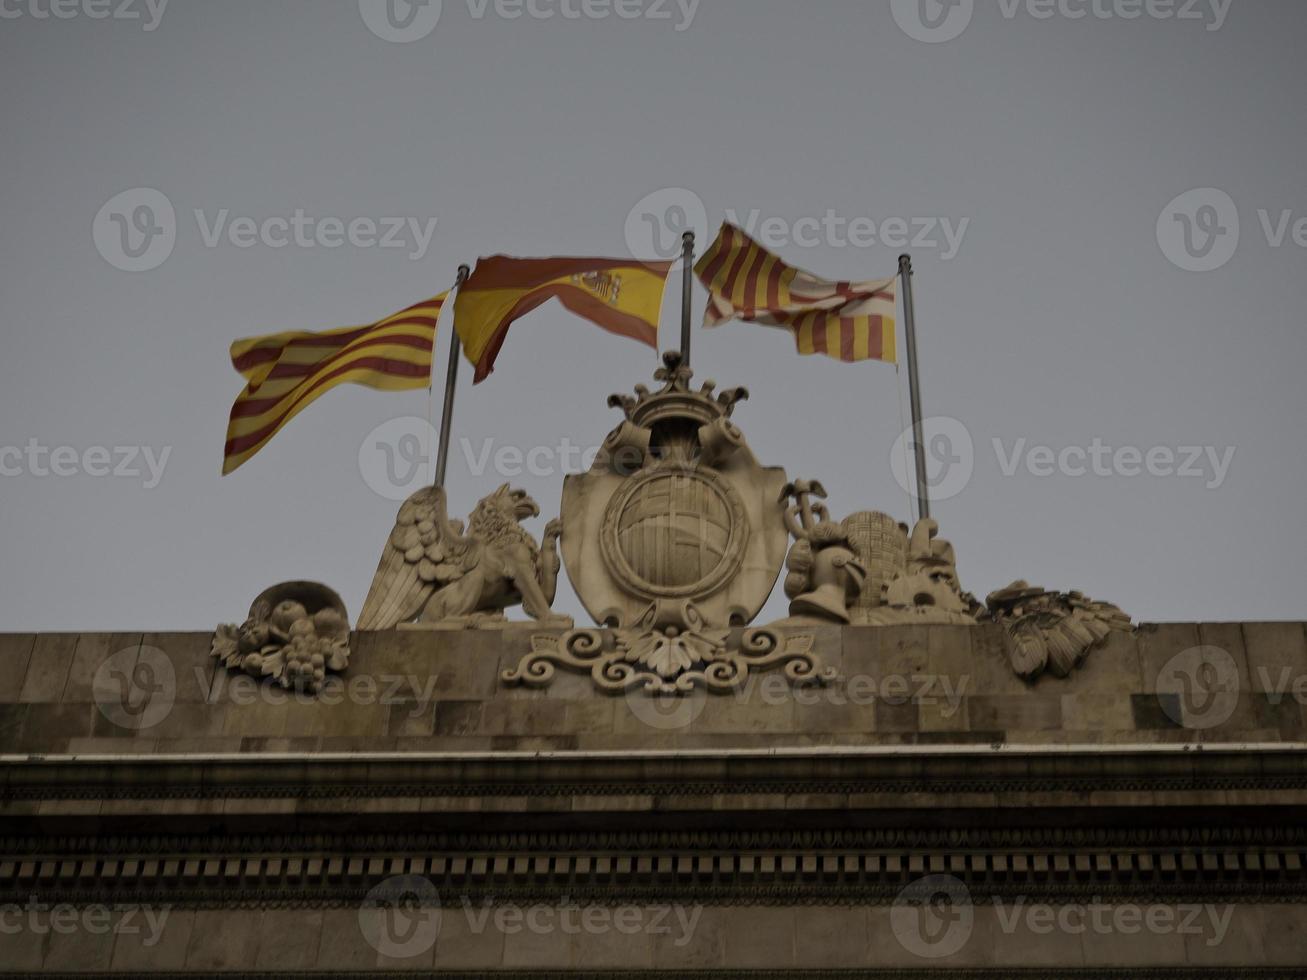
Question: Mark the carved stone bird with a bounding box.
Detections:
[984,581,1132,680]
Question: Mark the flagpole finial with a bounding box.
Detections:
[457,264,471,283]
[899,254,912,272]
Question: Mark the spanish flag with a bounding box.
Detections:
[695,223,897,364]
[222,293,448,474]
[454,256,673,383]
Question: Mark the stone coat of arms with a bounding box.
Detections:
[560,352,788,633]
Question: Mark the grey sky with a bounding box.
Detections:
[1,0,1304,631]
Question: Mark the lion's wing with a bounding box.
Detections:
[357,486,478,630]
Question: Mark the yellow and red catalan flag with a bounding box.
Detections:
[454,256,673,383]
[222,293,448,474]
[694,223,897,364]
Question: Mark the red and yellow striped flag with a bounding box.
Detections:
[454,256,673,383]
[694,223,897,364]
[222,293,448,474]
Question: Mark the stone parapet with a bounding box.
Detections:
[0,623,1304,754]
[2,622,1306,973]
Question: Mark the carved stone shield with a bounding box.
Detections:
[561,356,788,630]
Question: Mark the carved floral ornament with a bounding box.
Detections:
[213,353,1133,697]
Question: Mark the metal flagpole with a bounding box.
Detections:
[899,253,930,523]
[680,231,695,365]
[434,263,472,489]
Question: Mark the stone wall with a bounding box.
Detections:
[2,622,1307,975]
[1,622,1304,754]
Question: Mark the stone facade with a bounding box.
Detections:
[2,622,1307,974]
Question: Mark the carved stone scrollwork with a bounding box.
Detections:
[502,603,834,696]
